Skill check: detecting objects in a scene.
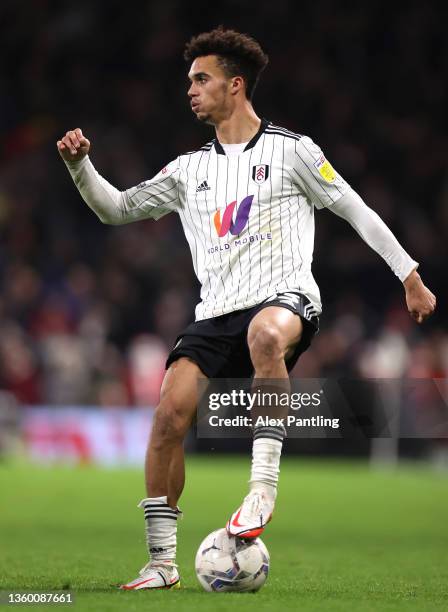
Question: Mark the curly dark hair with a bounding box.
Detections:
[184,27,269,100]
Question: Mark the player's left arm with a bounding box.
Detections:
[330,191,436,323]
[292,136,436,323]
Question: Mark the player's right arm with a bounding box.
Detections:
[57,128,180,224]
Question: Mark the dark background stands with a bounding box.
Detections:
[0,0,446,406]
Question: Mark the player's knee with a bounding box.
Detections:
[249,324,285,366]
[152,396,189,445]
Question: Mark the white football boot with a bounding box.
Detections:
[120,561,180,590]
[226,491,274,539]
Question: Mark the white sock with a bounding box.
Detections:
[249,437,283,500]
[138,496,180,563]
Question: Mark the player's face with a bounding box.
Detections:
[188,55,235,125]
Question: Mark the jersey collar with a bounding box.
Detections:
[213,118,270,155]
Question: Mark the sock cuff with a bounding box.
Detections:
[143,506,178,521]
[138,496,168,509]
[138,498,183,520]
[253,424,286,442]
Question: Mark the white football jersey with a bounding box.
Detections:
[122,120,351,320]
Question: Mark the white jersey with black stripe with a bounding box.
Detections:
[123,120,351,320]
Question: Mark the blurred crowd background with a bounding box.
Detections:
[0,0,446,408]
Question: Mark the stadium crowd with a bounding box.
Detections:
[0,1,446,406]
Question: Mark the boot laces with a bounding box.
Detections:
[240,492,264,522]
[139,561,178,576]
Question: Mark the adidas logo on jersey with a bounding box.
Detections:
[196,180,211,192]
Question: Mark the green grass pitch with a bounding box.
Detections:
[1,456,448,611]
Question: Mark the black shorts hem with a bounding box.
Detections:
[254,300,318,331]
[165,350,215,378]
[165,293,319,378]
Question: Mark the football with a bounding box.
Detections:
[195,528,270,592]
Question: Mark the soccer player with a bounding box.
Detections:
[57,27,436,590]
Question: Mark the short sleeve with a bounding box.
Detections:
[123,158,180,221]
[292,136,350,209]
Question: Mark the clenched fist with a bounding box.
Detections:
[57,128,90,162]
[404,269,436,324]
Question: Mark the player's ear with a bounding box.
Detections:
[230,76,244,96]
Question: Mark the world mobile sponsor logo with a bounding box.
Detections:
[209,195,271,254]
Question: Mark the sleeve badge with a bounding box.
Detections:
[314,154,336,183]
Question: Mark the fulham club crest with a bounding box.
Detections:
[252,164,270,184]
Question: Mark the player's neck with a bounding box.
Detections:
[214,104,261,145]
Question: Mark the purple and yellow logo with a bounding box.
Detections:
[213,195,254,237]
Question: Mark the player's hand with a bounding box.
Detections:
[57,128,90,162]
[403,269,436,324]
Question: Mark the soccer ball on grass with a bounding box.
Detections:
[195,528,270,592]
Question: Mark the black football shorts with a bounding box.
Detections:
[165,292,319,378]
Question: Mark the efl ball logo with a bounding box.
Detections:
[252,164,270,184]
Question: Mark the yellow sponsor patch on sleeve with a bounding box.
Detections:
[314,154,336,183]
